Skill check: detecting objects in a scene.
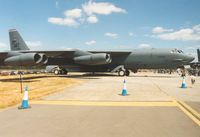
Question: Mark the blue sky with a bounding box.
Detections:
[0,0,200,59]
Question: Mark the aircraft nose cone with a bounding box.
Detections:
[186,55,195,62]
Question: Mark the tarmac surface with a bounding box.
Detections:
[0,72,200,137]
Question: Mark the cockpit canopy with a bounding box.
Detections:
[171,49,184,54]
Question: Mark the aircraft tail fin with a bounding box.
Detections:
[9,29,29,51]
[197,49,200,62]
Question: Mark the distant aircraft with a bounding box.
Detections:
[0,29,195,76]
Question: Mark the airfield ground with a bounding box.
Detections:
[0,72,200,137]
[0,74,82,108]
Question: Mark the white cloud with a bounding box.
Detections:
[64,8,82,18]
[158,28,200,41]
[87,15,98,23]
[48,17,63,25]
[48,17,79,27]
[152,27,173,34]
[82,0,126,15]
[128,32,134,36]
[0,42,7,48]
[48,1,126,27]
[26,41,42,48]
[85,40,96,45]
[138,43,151,48]
[63,18,79,26]
[153,24,200,41]
[104,32,119,39]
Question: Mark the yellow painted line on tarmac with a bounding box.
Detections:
[151,81,200,126]
[175,101,200,126]
[179,101,200,119]
[30,100,200,126]
[30,100,177,107]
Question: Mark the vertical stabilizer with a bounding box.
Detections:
[197,49,200,62]
[9,29,29,51]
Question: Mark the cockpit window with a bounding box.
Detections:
[178,50,183,53]
[171,49,184,54]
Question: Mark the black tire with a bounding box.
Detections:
[125,70,130,76]
[62,69,68,75]
[64,70,68,75]
[118,70,125,76]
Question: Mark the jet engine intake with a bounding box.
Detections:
[74,53,112,65]
[4,53,48,66]
[39,54,48,65]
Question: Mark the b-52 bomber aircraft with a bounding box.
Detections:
[0,29,195,76]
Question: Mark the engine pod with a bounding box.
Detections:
[74,53,112,65]
[4,53,43,66]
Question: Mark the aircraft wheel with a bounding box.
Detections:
[64,70,68,75]
[118,70,125,76]
[61,69,68,75]
[54,69,59,75]
[125,70,130,76]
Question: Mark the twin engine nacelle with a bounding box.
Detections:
[74,53,112,65]
[4,53,48,66]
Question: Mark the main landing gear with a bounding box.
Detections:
[54,67,68,75]
[118,69,130,76]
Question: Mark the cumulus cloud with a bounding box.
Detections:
[153,24,200,41]
[48,17,79,27]
[0,42,7,48]
[87,15,98,23]
[64,8,82,18]
[152,27,173,34]
[138,43,151,48]
[82,0,126,15]
[85,40,96,45]
[26,41,42,48]
[104,32,119,39]
[48,0,126,27]
[157,28,200,41]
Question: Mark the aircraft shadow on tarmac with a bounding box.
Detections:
[80,73,177,78]
[65,73,115,79]
[0,78,41,83]
[0,73,177,83]
[0,74,101,82]
[128,75,177,78]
